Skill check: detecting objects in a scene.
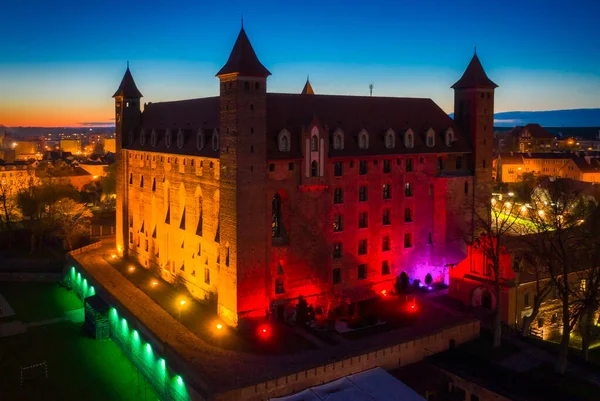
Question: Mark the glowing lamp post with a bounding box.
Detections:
[178,300,186,321]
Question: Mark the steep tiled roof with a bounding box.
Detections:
[216,28,271,77]
[506,124,555,139]
[452,54,498,90]
[113,67,143,98]
[571,155,600,173]
[128,94,470,160]
[498,153,524,164]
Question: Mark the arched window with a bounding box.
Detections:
[311,135,319,151]
[333,130,344,150]
[151,130,156,147]
[385,129,395,149]
[445,129,454,147]
[272,194,282,238]
[464,181,469,194]
[177,129,184,149]
[426,129,435,147]
[358,130,369,150]
[197,129,204,150]
[311,160,318,177]
[212,130,219,151]
[165,130,172,148]
[278,129,291,152]
[140,129,146,146]
[404,130,414,148]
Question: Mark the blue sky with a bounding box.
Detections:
[0,0,599,126]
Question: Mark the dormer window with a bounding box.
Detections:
[278,129,291,152]
[358,129,369,150]
[445,129,454,147]
[140,129,146,146]
[212,130,219,151]
[404,129,414,148]
[311,135,318,151]
[165,130,172,148]
[197,129,204,150]
[426,128,435,147]
[150,130,156,147]
[384,129,395,149]
[177,129,184,149]
[333,129,344,150]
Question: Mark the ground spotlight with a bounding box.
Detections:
[128,265,135,272]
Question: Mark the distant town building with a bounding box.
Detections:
[103,137,116,153]
[60,139,82,154]
[501,124,555,152]
[494,152,600,183]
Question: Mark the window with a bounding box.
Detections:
[334,162,343,177]
[406,158,413,172]
[212,130,219,151]
[385,129,395,149]
[405,183,413,197]
[383,160,391,173]
[151,130,156,146]
[404,130,414,148]
[278,130,291,152]
[428,232,433,244]
[333,242,343,258]
[382,261,390,275]
[255,82,260,90]
[311,160,318,177]
[334,188,343,204]
[404,208,412,222]
[382,209,391,225]
[464,181,469,194]
[275,279,285,294]
[426,129,435,147]
[482,159,486,168]
[140,129,146,146]
[269,163,275,172]
[382,184,391,199]
[551,313,558,324]
[437,157,444,171]
[129,173,133,185]
[333,130,344,150]
[289,162,294,171]
[358,264,367,280]
[358,130,369,149]
[140,176,144,188]
[445,129,454,147]
[358,212,368,229]
[204,267,210,285]
[359,185,368,201]
[196,130,204,150]
[177,129,184,149]
[382,236,390,251]
[358,239,367,255]
[333,215,343,232]
[456,156,463,169]
[538,318,544,328]
[165,129,172,148]
[272,194,283,238]
[333,268,341,284]
[311,135,319,151]
[244,81,250,91]
[359,160,367,175]
[404,233,412,248]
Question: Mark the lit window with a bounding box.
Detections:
[405,183,413,197]
[383,184,391,199]
[333,215,343,232]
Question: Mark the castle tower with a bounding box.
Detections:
[113,66,143,257]
[452,52,497,227]
[216,27,271,326]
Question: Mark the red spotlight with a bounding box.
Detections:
[258,324,271,339]
[381,290,387,297]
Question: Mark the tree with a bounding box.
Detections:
[52,198,92,250]
[516,251,554,336]
[472,192,521,348]
[100,163,116,198]
[525,178,597,373]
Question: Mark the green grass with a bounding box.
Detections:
[0,282,82,322]
[0,322,158,401]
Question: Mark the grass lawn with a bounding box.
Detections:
[0,322,158,401]
[0,282,82,322]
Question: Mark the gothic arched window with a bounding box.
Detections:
[426,129,435,147]
[177,129,184,149]
[272,193,282,238]
[311,160,318,177]
[197,129,204,150]
[311,135,319,152]
[150,130,156,147]
[385,130,395,149]
[212,130,219,151]
[140,129,146,146]
[333,130,344,150]
[404,130,414,148]
[278,130,291,152]
[445,129,454,147]
[358,130,369,149]
[165,130,172,148]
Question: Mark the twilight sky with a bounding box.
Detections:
[1,0,599,127]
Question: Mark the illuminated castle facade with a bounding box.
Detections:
[114,27,497,327]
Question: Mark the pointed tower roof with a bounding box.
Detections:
[301,76,315,95]
[112,66,143,98]
[216,27,271,77]
[451,54,498,90]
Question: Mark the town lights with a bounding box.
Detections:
[538,210,545,216]
[508,192,514,197]
[216,323,223,330]
[128,266,135,272]
[504,202,511,208]
[520,205,527,213]
[111,254,117,259]
[151,280,158,287]
[178,299,186,320]
[381,290,387,297]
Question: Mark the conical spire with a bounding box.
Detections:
[113,66,143,98]
[216,27,271,77]
[301,75,314,95]
[451,53,497,90]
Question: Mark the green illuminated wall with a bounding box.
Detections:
[68,266,190,401]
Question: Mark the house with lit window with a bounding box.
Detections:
[114,26,497,327]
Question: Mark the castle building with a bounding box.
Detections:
[114,26,497,327]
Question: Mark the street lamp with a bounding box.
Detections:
[178,300,186,320]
